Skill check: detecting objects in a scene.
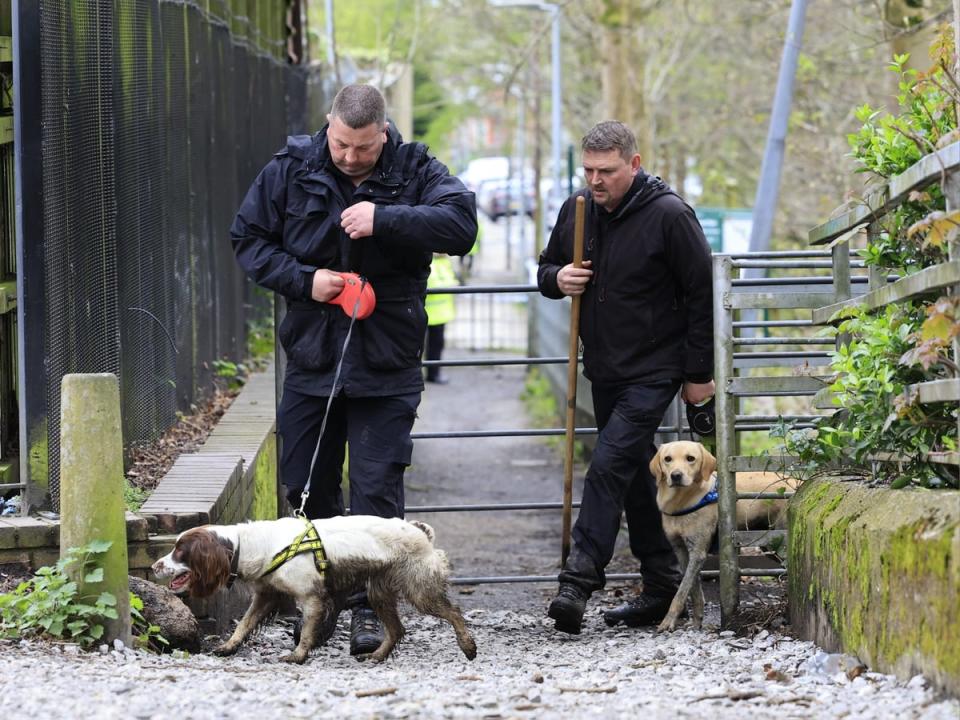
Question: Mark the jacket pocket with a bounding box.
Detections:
[361,297,427,370]
[278,306,336,371]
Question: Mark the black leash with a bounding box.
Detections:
[295,278,368,519]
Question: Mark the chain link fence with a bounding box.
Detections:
[18,0,311,510]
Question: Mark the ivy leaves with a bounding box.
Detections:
[0,542,118,646]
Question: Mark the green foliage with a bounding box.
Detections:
[848,53,956,178]
[847,45,959,275]
[522,368,588,461]
[130,592,168,653]
[212,359,248,392]
[0,542,118,647]
[245,286,275,366]
[774,304,958,488]
[790,31,960,489]
[124,481,149,512]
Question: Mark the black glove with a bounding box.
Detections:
[685,396,716,437]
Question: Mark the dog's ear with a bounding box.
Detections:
[699,446,717,484]
[649,446,664,484]
[181,529,232,598]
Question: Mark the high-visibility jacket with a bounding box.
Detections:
[426,255,457,326]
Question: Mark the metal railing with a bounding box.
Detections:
[416,279,776,588]
[411,281,705,585]
[712,249,870,624]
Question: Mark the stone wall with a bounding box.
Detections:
[788,478,959,695]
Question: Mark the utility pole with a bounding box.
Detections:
[747,0,808,257]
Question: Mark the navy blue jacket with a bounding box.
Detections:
[231,124,477,396]
[537,172,713,386]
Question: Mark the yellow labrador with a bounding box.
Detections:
[650,441,791,632]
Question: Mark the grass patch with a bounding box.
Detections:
[522,367,589,461]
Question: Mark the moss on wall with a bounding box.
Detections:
[789,479,959,694]
[249,431,278,521]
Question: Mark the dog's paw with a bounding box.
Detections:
[212,643,239,657]
[281,651,309,664]
[461,639,478,661]
[657,617,679,633]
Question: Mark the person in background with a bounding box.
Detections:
[458,221,482,284]
[425,253,458,384]
[230,84,477,655]
[536,120,715,635]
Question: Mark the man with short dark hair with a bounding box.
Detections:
[537,120,715,634]
[231,84,477,655]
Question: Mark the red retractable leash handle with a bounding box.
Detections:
[328,272,376,319]
[297,272,375,518]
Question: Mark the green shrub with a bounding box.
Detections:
[0,541,172,652]
[0,541,119,647]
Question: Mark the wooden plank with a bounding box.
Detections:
[808,141,960,245]
[726,455,800,472]
[726,291,837,310]
[914,378,960,403]
[727,376,830,396]
[813,387,838,410]
[808,194,887,246]
[865,450,960,465]
[734,529,787,548]
[812,261,960,324]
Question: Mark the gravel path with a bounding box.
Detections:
[2,609,957,719]
[1,357,957,718]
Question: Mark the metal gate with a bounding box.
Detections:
[412,281,700,587]
[413,251,862,628]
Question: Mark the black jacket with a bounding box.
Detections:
[537,172,713,386]
[231,124,477,396]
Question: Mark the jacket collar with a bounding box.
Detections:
[304,122,405,187]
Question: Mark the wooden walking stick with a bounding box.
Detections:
[561,196,586,566]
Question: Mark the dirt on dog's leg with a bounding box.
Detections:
[283,596,327,664]
[659,539,693,633]
[363,593,404,663]
[690,567,705,630]
[412,592,477,660]
[214,591,278,656]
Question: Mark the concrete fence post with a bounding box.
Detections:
[59,373,131,646]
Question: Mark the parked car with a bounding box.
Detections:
[459,156,509,193]
[482,178,536,221]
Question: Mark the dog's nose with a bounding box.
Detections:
[669,470,684,486]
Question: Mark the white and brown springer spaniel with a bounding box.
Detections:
[152,515,477,664]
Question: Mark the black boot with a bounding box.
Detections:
[603,594,675,627]
[349,605,384,656]
[292,604,341,646]
[548,583,590,635]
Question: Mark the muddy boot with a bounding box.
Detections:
[349,605,384,656]
[292,604,341,646]
[548,583,591,635]
[603,594,676,627]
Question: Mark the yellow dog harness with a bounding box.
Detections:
[262,518,330,578]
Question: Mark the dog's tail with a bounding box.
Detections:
[409,520,436,544]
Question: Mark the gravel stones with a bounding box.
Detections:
[1,606,957,719]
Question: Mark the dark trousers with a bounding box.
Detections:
[424,324,446,381]
[277,387,420,520]
[559,379,682,598]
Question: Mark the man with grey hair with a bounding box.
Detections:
[537,120,714,634]
[231,84,477,655]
